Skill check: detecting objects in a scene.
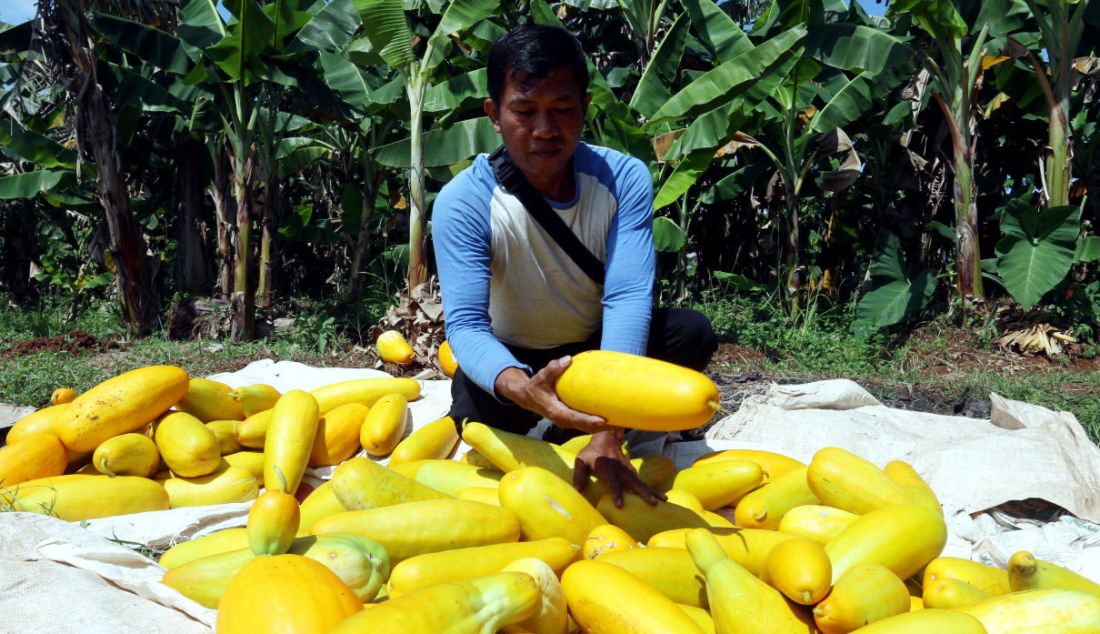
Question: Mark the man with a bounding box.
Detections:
[433,23,717,505]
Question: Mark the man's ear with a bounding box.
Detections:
[484,98,501,133]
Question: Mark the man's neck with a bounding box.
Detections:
[525,156,575,203]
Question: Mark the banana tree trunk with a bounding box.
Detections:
[257,178,276,309]
[210,146,234,297]
[230,150,255,341]
[62,3,158,335]
[176,140,212,293]
[347,171,382,302]
[406,72,428,292]
[934,93,984,302]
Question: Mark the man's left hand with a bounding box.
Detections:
[572,428,666,508]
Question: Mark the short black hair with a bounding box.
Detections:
[487,24,589,105]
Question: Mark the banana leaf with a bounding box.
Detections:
[94,13,192,75]
[681,0,753,63]
[995,202,1080,309]
[371,117,499,168]
[288,0,361,54]
[354,0,414,69]
[631,13,689,119]
[649,26,806,125]
[0,170,72,199]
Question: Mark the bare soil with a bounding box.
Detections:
[1,331,126,357]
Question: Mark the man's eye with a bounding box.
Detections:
[513,110,532,116]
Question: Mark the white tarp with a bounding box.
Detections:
[1,362,1098,633]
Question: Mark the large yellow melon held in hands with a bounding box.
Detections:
[555,350,719,431]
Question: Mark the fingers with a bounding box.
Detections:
[572,455,590,493]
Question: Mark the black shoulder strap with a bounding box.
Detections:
[488,145,605,285]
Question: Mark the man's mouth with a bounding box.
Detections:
[531,148,561,158]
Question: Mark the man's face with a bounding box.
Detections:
[485,67,590,187]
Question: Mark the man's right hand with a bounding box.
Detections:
[494,356,606,434]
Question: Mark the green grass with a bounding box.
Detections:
[695,293,1100,444]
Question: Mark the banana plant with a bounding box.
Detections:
[1008,0,1091,208]
[353,0,500,294]
[888,0,1011,307]
[29,0,166,336]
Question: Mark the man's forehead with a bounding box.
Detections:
[504,67,582,99]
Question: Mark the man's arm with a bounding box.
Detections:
[433,174,531,398]
[601,156,656,354]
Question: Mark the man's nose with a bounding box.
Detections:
[532,110,557,137]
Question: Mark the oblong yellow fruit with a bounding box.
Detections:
[236,409,272,449]
[502,557,568,634]
[309,377,421,414]
[388,415,459,465]
[686,528,809,634]
[57,365,189,452]
[692,448,806,483]
[458,486,500,505]
[0,432,67,486]
[437,340,458,377]
[923,556,1011,595]
[50,386,79,405]
[583,523,638,559]
[851,610,987,633]
[160,465,258,508]
[205,419,242,455]
[175,377,244,422]
[598,547,709,608]
[666,459,763,510]
[6,473,169,520]
[309,402,369,467]
[498,466,607,547]
[825,504,947,583]
[734,465,819,530]
[216,554,362,634]
[883,459,942,514]
[359,394,408,457]
[228,384,281,417]
[248,489,300,555]
[329,571,540,634]
[807,447,910,515]
[159,527,249,569]
[6,404,71,445]
[648,526,795,577]
[387,537,579,595]
[389,459,502,496]
[92,432,160,478]
[562,559,705,634]
[309,498,521,563]
[299,479,345,535]
[1007,550,1100,597]
[163,533,389,608]
[330,456,448,511]
[154,411,222,477]
[376,329,415,365]
[263,390,319,494]
[555,350,720,431]
[813,564,910,634]
[777,504,859,544]
[956,588,1100,634]
[597,493,710,543]
[222,450,264,481]
[923,578,992,609]
[764,537,832,605]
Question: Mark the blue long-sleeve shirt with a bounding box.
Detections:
[433,142,655,396]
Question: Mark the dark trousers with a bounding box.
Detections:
[449,307,718,436]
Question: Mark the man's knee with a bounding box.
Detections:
[651,307,718,371]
